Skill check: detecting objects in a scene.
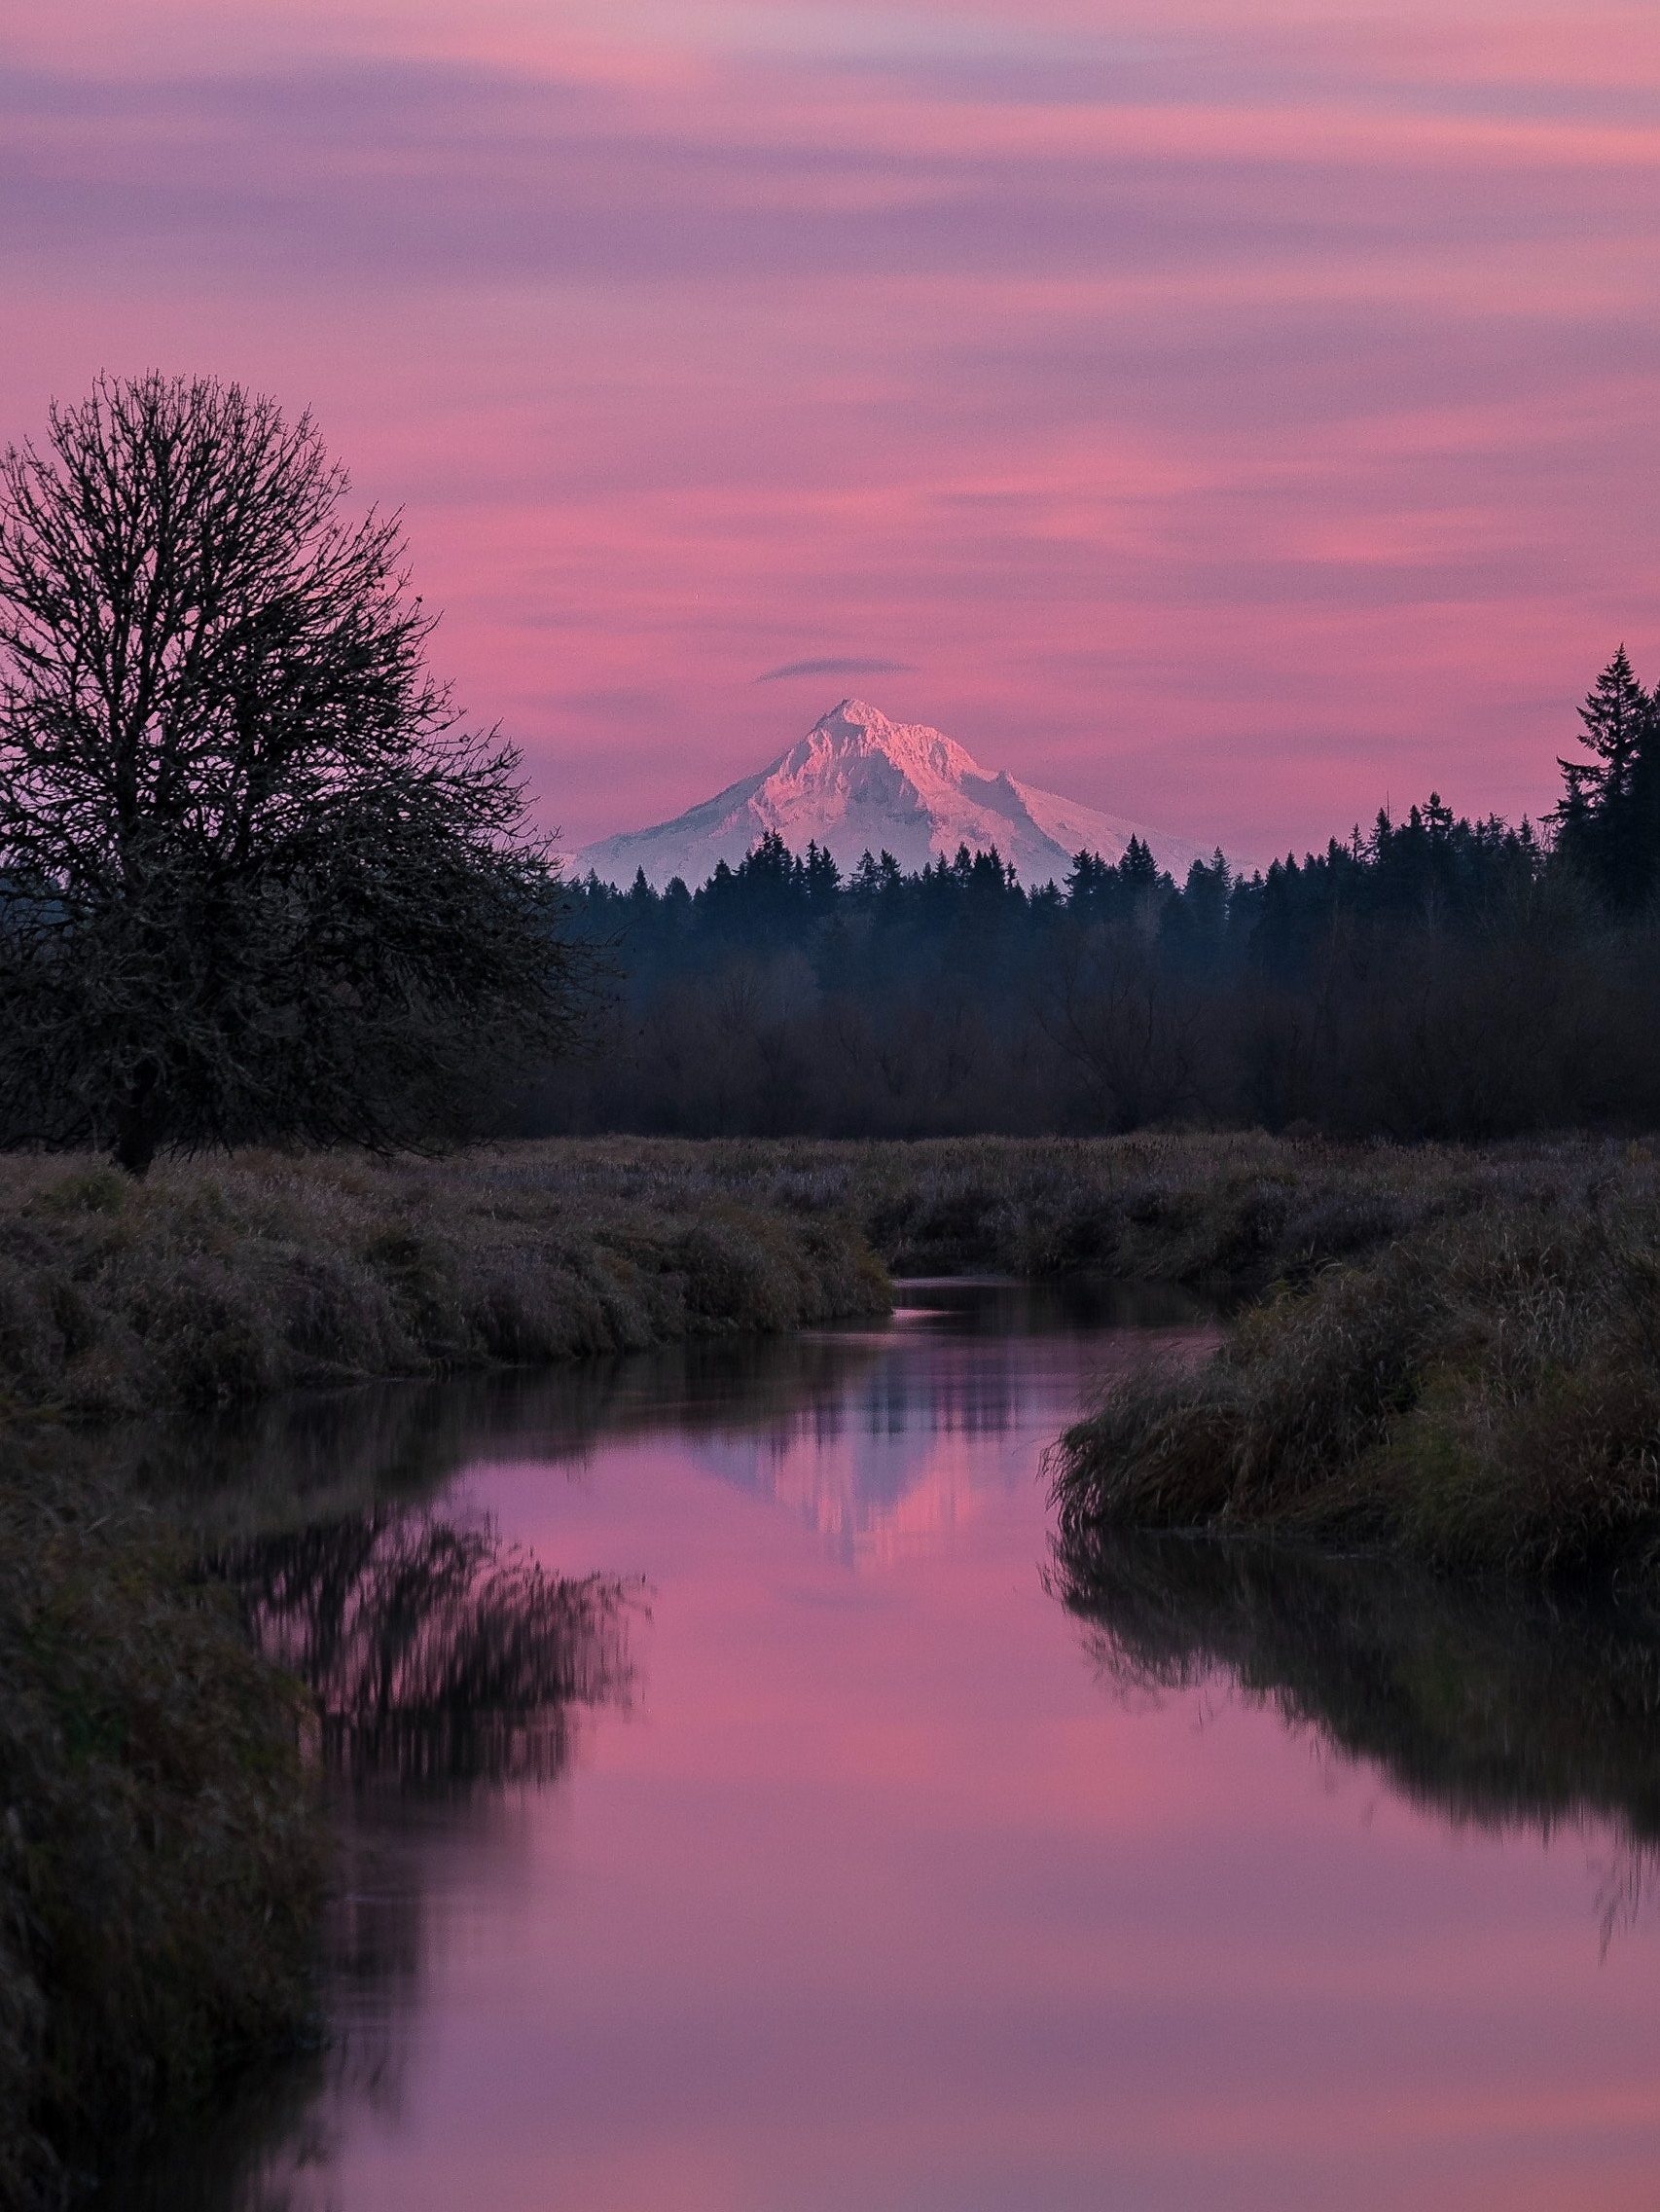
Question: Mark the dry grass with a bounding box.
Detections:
[1053,1165,1660,1577]
[0,1144,892,1424]
[7,1133,1647,1429]
[0,1443,325,2207]
[479,1131,1659,1283]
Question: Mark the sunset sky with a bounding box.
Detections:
[4,0,1658,865]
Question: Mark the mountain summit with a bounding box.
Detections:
[576,700,1202,888]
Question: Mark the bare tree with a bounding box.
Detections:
[0,374,582,1171]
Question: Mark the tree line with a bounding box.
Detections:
[529,651,1660,1141]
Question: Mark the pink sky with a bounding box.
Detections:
[5,0,1660,864]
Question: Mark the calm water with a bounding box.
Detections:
[128,1283,1660,2211]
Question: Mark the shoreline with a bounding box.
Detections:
[1,1146,893,2205]
[1051,1159,1660,1582]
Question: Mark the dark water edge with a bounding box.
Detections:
[99,1280,1660,2211]
[1057,1532,1660,1899]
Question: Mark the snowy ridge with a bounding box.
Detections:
[576,700,1204,888]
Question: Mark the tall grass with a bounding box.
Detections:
[467,1131,1659,1281]
[0,1145,891,1423]
[0,1444,324,2206]
[1053,1167,1660,1577]
[8,1135,1649,1429]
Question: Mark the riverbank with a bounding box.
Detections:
[0,1442,325,2206]
[9,1136,1650,1426]
[0,1147,892,1424]
[1052,1169,1660,1578]
[0,1144,893,2202]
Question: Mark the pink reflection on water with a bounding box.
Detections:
[243,1293,1660,2211]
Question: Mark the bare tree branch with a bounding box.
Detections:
[0,374,586,1171]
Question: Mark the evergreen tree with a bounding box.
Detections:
[1555,646,1660,907]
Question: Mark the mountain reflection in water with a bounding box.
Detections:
[105,1282,1660,2212]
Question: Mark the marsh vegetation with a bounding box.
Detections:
[1051,1152,1660,1577]
[0,1143,891,1424]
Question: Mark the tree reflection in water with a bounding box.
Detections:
[1054,1527,1660,1947]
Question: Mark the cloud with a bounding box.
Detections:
[756,657,918,683]
[7,46,1657,301]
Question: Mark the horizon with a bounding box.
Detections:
[5,1,1658,869]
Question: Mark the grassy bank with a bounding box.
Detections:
[8,1135,1646,1428]
[0,1146,891,1424]
[1053,1169,1660,1578]
[492,1131,1657,1284]
[0,1444,324,2207]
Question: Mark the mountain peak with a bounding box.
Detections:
[577,703,1203,889]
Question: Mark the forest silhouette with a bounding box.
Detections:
[537,649,1660,1142]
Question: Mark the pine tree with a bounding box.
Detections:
[1555,646,1660,907]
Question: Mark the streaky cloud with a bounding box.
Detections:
[757,657,917,683]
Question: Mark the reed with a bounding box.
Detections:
[1053,1171,1660,1577]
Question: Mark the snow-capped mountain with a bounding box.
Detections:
[576,700,1204,888]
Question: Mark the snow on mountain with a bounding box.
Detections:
[575,700,1205,889]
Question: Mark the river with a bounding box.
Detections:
[120,1281,1660,2210]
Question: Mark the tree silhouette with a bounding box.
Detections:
[0,374,582,1172]
[1555,645,1660,909]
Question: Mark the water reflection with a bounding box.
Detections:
[220,1507,635,1796]
[109,1500,637,2212]
[1056,1529,1660,1940]
[677,1281,1209,1562]
[109,1283,1660,2212]
[161,1279,1203,1569]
